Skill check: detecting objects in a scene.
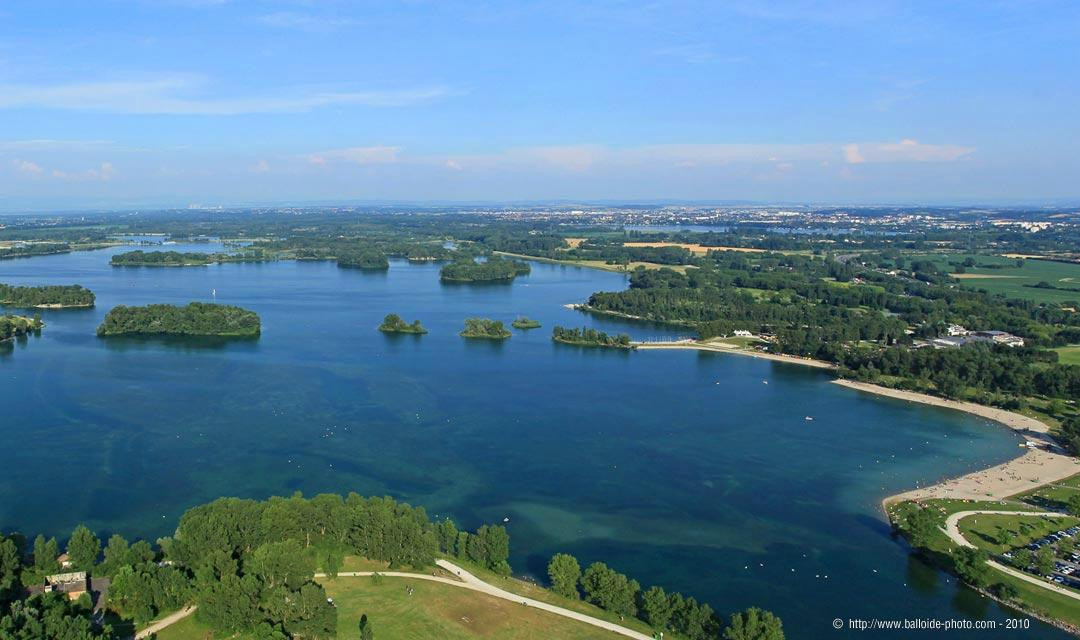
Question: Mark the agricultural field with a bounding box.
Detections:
[914,253,1080,304]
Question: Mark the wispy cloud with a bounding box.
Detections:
[307,146,401,166]
[843,139,974,164]
[52,162,115,181]
[11,159,43,176]
[257,11,360,32]
[0,139,114,152]
[0,76,453,115]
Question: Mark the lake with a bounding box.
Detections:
[0,244,1064,638]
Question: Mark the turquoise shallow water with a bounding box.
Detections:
[0,245,1066,638]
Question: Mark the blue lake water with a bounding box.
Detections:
[0,245,1065,638]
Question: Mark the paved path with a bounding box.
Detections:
[134,606,196,639]
[943,510,1080,603]
[316,559,653,640]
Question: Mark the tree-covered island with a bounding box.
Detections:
[511,316,542,329]
[110,250,214,266]
[0,283,95,308]
[0,315,43,342]
[459,317,512,339]
[336,248,390,270]
[552,325,633,348]
[96,303,261,337]
[377,313,428,334]
[440,257,531,282]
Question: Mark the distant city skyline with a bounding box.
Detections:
[1,1,1078,208]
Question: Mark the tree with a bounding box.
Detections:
[546,554,581,599]
[993,582,1019,602]
[903,507,939,548]
[723,607,785,640]
[1067,494,1080,518]
[0,537,20,605]
[640,585,673,630]
[953,547,991,588]
[359,613,374,640]
[66,526,100,573]
[580,562,639,616]
[1036,546,1055,576]
[32,535,60,574]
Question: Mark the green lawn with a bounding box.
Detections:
[957,513,1078,553]
[912,253,1080,304]
[321,575,637,640]
[1014,483,1080,511]
[153,615,244,640]
[1055,345,1080,366]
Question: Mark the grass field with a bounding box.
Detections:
[1055,345,1080,366]
[957,513,1078,553]
[321,575,627,640]
[913,253,1080,304]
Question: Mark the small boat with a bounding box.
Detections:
[762,380,768,385]
[804,416,814,421]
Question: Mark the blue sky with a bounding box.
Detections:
[1,0,1078,208]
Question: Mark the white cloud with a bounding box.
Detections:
[0,76,453,115]
[307,146,401,166]
[250,159,271,173]
[257,12,360,32]
[12,159,43,175]
[52,162,115,181]
[444,159,463,171]
[843,143,865,164]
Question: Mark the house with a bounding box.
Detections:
[970,330,1025,347]
[41,572,89,601]
[732,330,753,338]
[947,324,969,336]
[932,337,968,348]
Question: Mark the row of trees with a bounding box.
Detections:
[96,303,261,337]
[0,284,94,308]
[546,554,783,640]
[551,325,632,348]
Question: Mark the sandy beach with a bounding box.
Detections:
[632,339,837,370]
[833,381,1080,507]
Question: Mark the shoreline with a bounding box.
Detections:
[634,339,1079,510]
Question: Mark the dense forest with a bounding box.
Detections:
[96,303,261,337]
[440,257,530,282]
[552,326,633,348]
[110,250,214,266]
[336,248,389,270]
[0,493,513,640]
[459,317,511,339]
[0,284,94,308]
[377,313,427,334]
[0,315,43,342]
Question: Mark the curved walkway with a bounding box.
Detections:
[944,510,1080,603]
[316,559,653,640]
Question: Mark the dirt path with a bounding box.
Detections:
[134,606,196,639]
[633,340,836,369]
[316,560,653,640]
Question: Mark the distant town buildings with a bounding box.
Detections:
[927,329,1024,349]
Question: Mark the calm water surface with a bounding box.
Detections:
[0,245,1064,638]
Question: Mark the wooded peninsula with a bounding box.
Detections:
[96,303,261,337]
[0,315,43,342]
[0,283,95,308]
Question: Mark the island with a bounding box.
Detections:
[0,314,43,341]
[96,302,261,337]
[552,325,633,348]
[337,248,390,270]
[512,316,542,329]
[378,313,428,334]
[0,283,95,308]
[459,317,512,340]
[110,250,214,266]
[440,257,531,282]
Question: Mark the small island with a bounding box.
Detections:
[378,313,428,334]
[337,248,390,270]
[460,317,512,340]
[0,314,44,342]
[0,283,95,308]
[511,316,542,330]
[440,257,531,282]
[552,325,633,349]
[96,302,261,337]
[111,250,214,266]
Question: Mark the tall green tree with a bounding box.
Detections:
[66,526,100,573]
[546,554,581,599]
[723,607,785,640]
[640,585,673,630]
